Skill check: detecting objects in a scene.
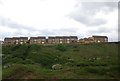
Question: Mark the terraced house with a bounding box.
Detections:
[29,36,46,44]
[79,35,108,43]
[4,37,28,45]
[92,36,108,43]
[3,35,108,45]
[48,36,78,44]
[79,37,94,43]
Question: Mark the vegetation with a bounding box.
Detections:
[2,43,120,79]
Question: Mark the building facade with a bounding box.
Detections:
[92,36,108,43]
[29,37,46,44]
[48,36,78,44]
[4,37,28,45]
[79,35,108,43]
[79,38,94,43]
[3,35,108,45]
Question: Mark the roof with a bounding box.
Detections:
[70,36,78,39]
[4,38,13,40]
[84,38,94,41]
[19,37,28,39]
[5,37,28,40]
[48,36,78,39]
[30,37,46,39]
[92,36,108,38]
[56,36,70,39]
[48,37,56,39]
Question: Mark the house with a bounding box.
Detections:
[79,35,108,43]
[29,36,46,44]
[92,35,108,43]
[4,37,28,45]
[3,35,108,45]
[83,38,94,43]
[48,36,78,44]
[0,41,4,45]
[79,37,94,43]
[79,39,84,43]
[48,37,56,44]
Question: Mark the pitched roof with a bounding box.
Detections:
[48,37,56,39]
[70,36,78,39]
[30,37,46,39]
[84,38,94,41]
[92,36,108,38]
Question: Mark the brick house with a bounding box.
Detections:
[48,37,56,44]
[29,36,46,44]
[83,38,95,43]
[48,36,78,44]
[79,38,94,43]
[4,37,28,45]
[79,35,108,43]
[92,36,108,43]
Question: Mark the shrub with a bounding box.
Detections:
[56,44,66,52]
[52,64,62,70]
[28,52,58,67]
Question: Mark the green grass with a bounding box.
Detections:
[2,42,120,79]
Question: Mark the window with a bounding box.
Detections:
[98,40,100,43]
[34,39,37,44]
[16,40,18,44]
[105,38,107,42]
[52,41,55,44]
[67,40,70,43]
[52,39,55,44]
[8,40,11,42]
[34,41,36,44]
[8,40,11,45]
[67,38,70,40]
[42,42,44,44]
[42,39,44,42]
[20,42,23,44]
[21,39,23,41]
[8,42,11,45]
[60,40,62,43]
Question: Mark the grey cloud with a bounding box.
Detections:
[76,2,117,12]
[40,28,78,36]
[87,27,116,35]
[67,2,117,26]
[0,17,39,31]
[69,12,107,26]
[0,17,79,40]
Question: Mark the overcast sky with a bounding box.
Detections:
[0,0,118,42]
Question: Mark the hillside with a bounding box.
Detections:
[2,42,120,79]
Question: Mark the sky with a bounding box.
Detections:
[0,0,119,42]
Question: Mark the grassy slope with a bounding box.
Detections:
[2,42,120,79]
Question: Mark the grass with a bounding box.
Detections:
[2,42,120,79]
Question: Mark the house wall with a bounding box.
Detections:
[4,38,28,46]
[30,39,46,44]
[94,37,108,43]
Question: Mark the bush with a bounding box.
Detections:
[28,52,58,67]
[52,64,62,70]
[56,44,66,52]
